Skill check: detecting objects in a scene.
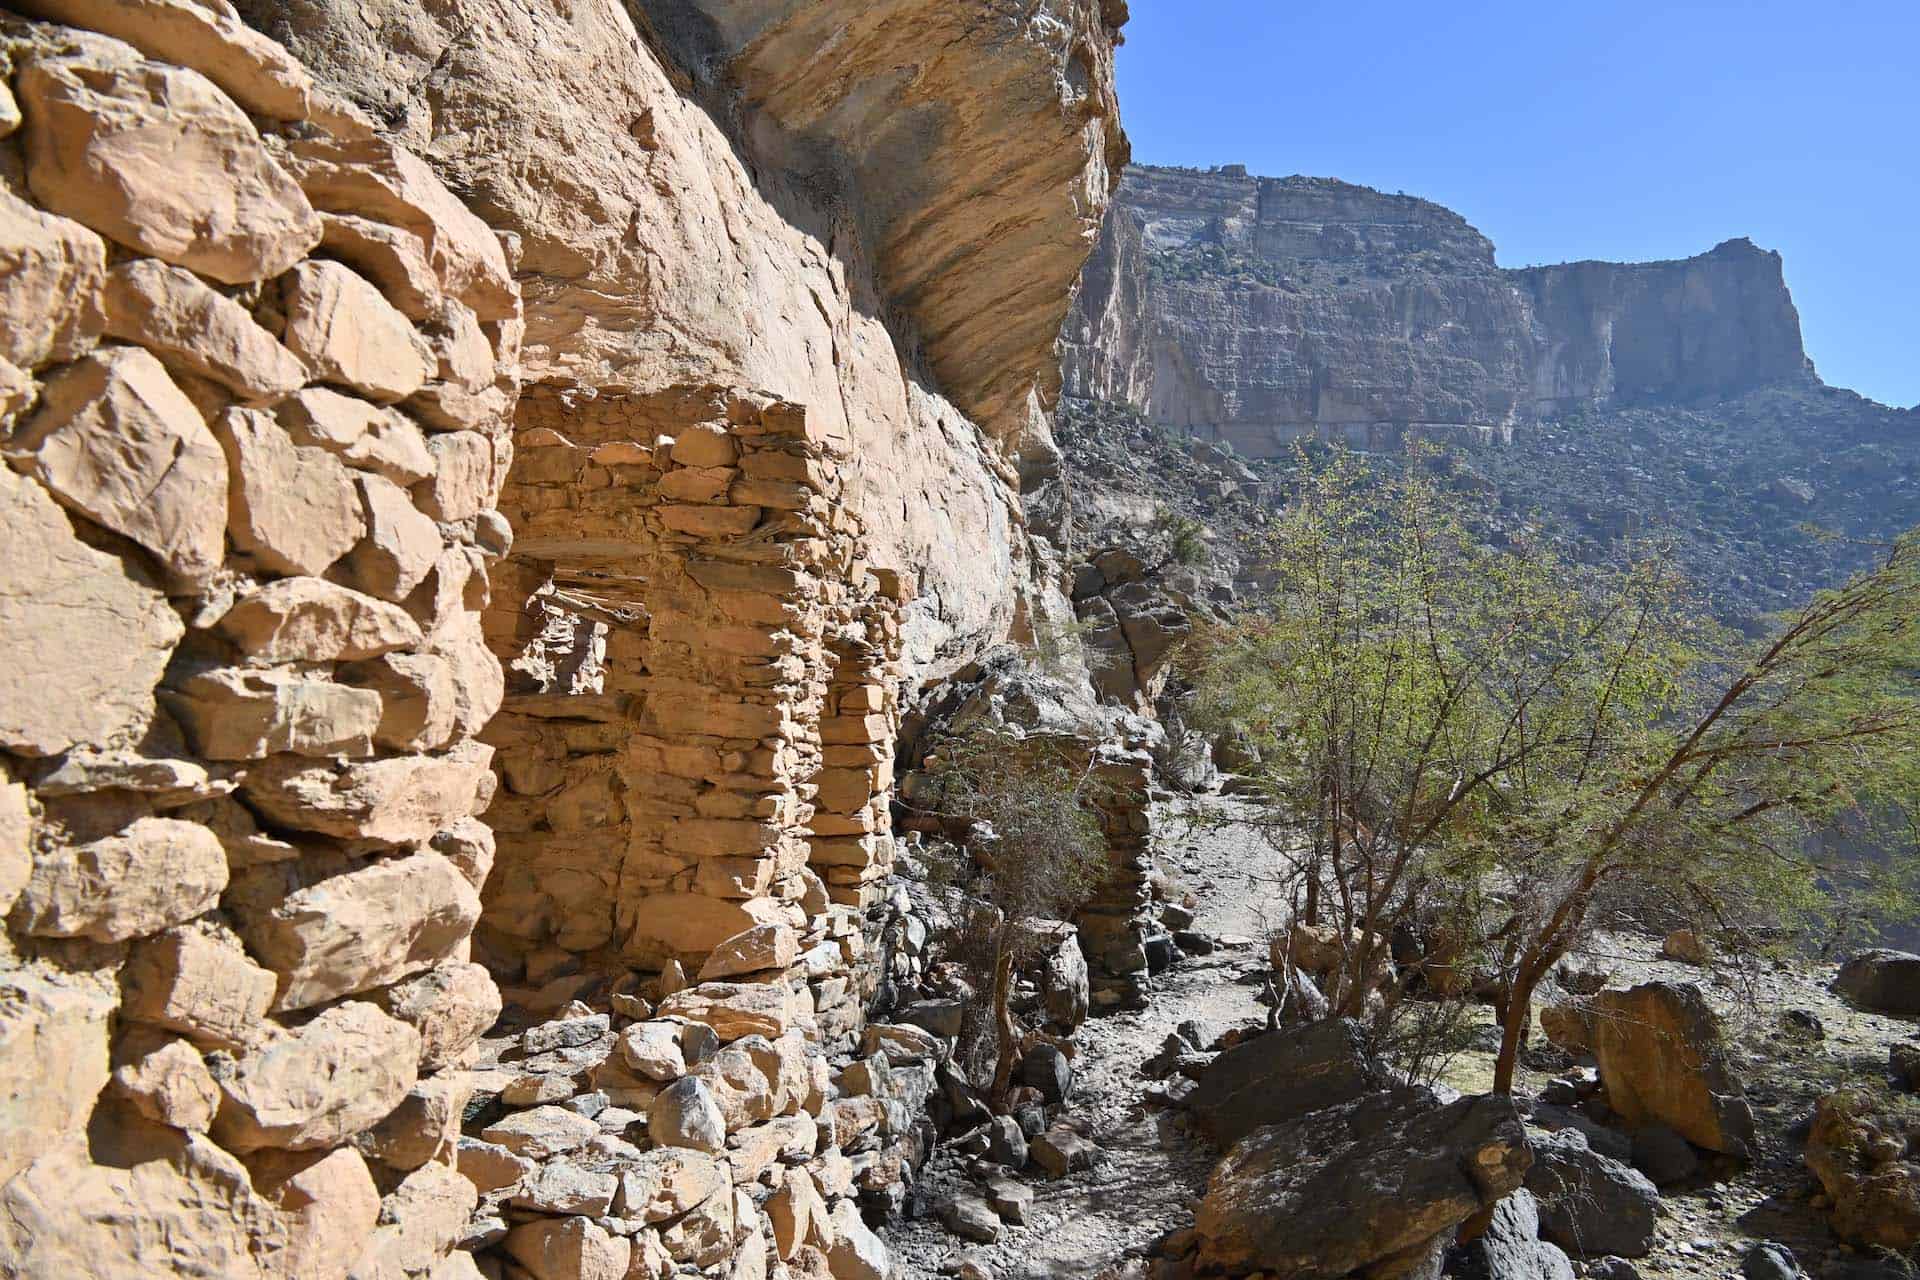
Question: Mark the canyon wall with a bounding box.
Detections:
[1062,165,1813,455]
[0,1,1127,1277]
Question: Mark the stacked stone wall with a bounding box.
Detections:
[0,5,523,1276]
[0,1,1124,1277]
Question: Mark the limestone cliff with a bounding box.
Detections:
[1063,165,1814,454]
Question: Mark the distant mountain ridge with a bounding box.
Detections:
[1062,164,1820,455]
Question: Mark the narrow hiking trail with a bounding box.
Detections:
[885,797,1281,1279]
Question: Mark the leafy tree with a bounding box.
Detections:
[912,724,1109,1106]
[1192,446,1920,1091]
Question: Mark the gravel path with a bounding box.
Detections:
[884,796,1920,1280]
[884,797,1280,1279]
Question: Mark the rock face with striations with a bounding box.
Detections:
[1062,164,1813,455]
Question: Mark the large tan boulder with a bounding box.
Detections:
[17,46,321,282]
[216,406,367,576]
[0,188,105,368]
[0,971,114,1183]
[699,923,800,981]
[241,743,494,845]
[615,1149,730,1225]
[217,576,423,663]
[1588,982,1755,1156]
[102,259,305,401]
[1193,1089,1530,1277]
[317,213,442,320]
[0,466,182,755]
[371,960,501,1072]
[277,387,433,485]
[245,1145,382,1280]
[281,260,431,402]
[229,849,482,1010]
[210,1000,420,1151]
[1805,1091,1920,1253]
[120,925,278,1051]
[17,815,227,942]
[11,345,228,583]
[0,1119,288,1279]
[426,609,506,740]
[165,666,381,760]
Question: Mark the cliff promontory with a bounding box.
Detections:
[1063,165,1814,453]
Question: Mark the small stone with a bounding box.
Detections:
[245,1145,381,1280]
[649,1078,727,1153]
[1019,1044,1073,1105]
[214,406,366,575]
[345,474,443,601]
[511,1161,619,1216]
[479,1105,600,1160]
[229,848,481,1010]
[983,1174,1032,1225]
[357,1073,467,1171]
[699,924,799,981]
[938,1191,1002,1244]
[618,1021,689,1082]
[111,1036,220,1132]
[240,744,493,845]
[343,651,458,753]
[120,926,277,1051]
[524,1014,612,1056]
[372,961,501,1072]
[1031,1127,1097,1180]
[656,982,796,1042]
[505,1217,631,1280]
[455,1138,531,1195]
[0,468,181,752]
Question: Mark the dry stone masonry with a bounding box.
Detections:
[0,0,1131,1277]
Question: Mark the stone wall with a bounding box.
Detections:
[0,4,519,1275]
[0,0,1130,1277]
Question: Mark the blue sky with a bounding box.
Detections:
[1115,0,1919,408]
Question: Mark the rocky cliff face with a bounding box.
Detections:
[1063,165,1814,454]
[0,1,1127,1276]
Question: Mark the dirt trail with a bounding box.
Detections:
[886,797,1278,1279]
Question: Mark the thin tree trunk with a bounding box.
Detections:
[1491,963,1543,1095]
[988,935,1018,1109]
